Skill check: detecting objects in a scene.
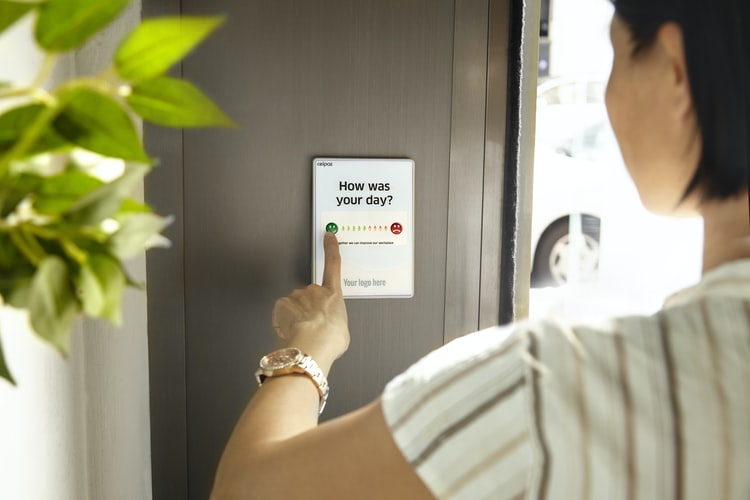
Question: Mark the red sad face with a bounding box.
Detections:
[390,222,403,235]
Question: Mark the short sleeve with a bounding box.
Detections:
[381,325,536,499]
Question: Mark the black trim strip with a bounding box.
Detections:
[498,0,525,325]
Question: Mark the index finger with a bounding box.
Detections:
[322,231,343,293]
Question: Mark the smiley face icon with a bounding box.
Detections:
[325,222,338,234]
[390,222,403,235]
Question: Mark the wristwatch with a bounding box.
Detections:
[255,347,329,415]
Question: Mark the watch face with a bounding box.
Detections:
[260,347,302,371]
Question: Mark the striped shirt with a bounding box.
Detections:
[381,258,750,499]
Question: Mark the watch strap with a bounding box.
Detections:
[255,349,329,415]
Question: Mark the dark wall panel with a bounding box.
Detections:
[175,0,455,497]
[145,0,525,496]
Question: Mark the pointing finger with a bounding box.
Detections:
[322,231,342,293]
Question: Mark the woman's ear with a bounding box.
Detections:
[655,22,693,117]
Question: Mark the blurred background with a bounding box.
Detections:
[528,0,703,320]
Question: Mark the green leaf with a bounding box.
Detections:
[0,173,42,217]
[32,170,103,215]
[35,0,128,52]
[127,76,234,128]
[0,273,31,307]
[63,163,149,225]
[77,253,124,325]
[0,327,15,386]
[53,89,150,162]
[0,233,34,308]
[28,256,78,354]
[0,104,68,158]
[118,197,152,214]
[109,212,171,259]
[115,16,225,82]
[1,276,32,308]
[0,1,36,35]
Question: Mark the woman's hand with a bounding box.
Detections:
[271,231,350,368]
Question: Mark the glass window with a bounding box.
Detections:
[528,0,703,320]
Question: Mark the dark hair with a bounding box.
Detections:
[611,0,749,201]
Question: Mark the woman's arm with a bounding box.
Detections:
[211,232,433,499]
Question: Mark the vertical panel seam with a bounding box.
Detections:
[443,0,489,342]
[442,0,459,346]
[476,0,493,327]
[177,1,191,496]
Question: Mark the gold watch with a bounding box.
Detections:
[255,347,329,415]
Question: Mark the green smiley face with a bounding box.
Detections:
[325,222,338,234]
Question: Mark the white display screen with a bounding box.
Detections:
[313,158,414,298]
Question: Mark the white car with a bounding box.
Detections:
[530,78,620,286]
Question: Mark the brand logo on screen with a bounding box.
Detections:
[316,161,333,166]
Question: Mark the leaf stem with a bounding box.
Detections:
[10,219,109,246]
[0,86,34,100]
[9,228,43,266]
[20,224,89,263]
[21,225,47,259]
[60,237,87,264]
[0,74,126,179]
[0,103,61,179]
[32,53,58,90]
[21,223,58,240]
[0,54,57,100]
[97,66,119,84]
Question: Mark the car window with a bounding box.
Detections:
[537,79,605,106]
[528,0,703,321]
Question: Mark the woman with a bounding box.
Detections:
[212,0,750,498]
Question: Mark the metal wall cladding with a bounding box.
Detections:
[145,0,515,497]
